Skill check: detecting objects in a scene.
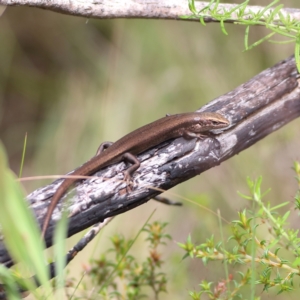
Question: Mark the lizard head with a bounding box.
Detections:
[188,112,230,133]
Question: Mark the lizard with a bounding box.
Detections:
[41,112,230,238]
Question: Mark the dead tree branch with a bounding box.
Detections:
[0,55,299,269]
[0,0,300,23]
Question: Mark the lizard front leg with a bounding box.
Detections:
[97,142,140,192]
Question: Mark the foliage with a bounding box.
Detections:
[179,163,300,299]
[0,140,69,299]
[183,0,300,71]
[0,142,53,299]
[65,221,171,300]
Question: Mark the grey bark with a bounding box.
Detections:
[0,0,299,23]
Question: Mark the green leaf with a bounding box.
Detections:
[188,0,197,15]
[244,26,250,49]
[53,204,69,295]
[199,16,206,26]
[18,133,27,179]
[269,201,289,211]
[292,256,300,267]
[220,18,228,35]
[237,190,252,200]
[266,4,284,24]
[0,265,21,299]
[281,211,290,223]
[0,142,51,296]
[246,32,276,51]
[255,0,280,20]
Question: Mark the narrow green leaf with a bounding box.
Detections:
[53,205,69,296]
[220,19,228,35]
[236,0,250,17]
[269,201,290,211]
[199,16,207,26]
[0,142,51,296]
[268,39,296,44]
[255,0,280,20]
[246,32,276,51]
[0,265,20,300]
[244,26,250,50]
[281,211,290,223]
[188,0,197,15]
[18,132,27,179]
[266,4,284,24]
[237,191,252,200]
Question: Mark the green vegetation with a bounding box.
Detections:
[72,222,170,299]
[180,166,300,299]
[184,0,300,71]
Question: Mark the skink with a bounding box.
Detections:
[41,112,230,237]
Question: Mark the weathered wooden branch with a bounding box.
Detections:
[0,0,300,23]
[1,55,299,269]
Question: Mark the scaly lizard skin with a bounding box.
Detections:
[41,112,230,237]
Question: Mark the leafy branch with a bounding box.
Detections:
[179,168,300,299]
[184,0,300,71]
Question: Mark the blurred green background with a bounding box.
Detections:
[1,0,300,298]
